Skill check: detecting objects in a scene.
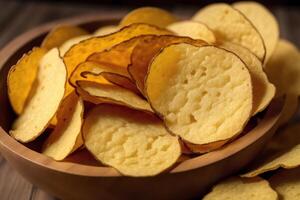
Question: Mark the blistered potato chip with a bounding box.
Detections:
[59,35,91,56]
[243,124,300,177]
[167,20,216,44]
[265,39,300,97]
[269,167,300,200]
[76,81,152,112]
[41,25,88,50]
[203,177,278,200]
[145,44,252,148]
[120,7,177,28]
[83,104,181,176]
[220,42,275,115]
[42,92,84,160]
[278,94,299,126]
[193,3,266,61]
[10,48,66,143]
[233,1,279,63]
[7,47,47,114]
[94,25,119,36]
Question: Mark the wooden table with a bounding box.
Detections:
[0,1,299,199]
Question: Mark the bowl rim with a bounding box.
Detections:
[0,14,283,177]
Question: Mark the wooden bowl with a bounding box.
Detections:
[0,15,284,200]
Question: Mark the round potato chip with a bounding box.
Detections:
[93,25,119,36]
[42,92,84,161]
[10,48,67,143]
[59,35,91,56]
[193,3,266,61]
[120,7,177,28]
[145,44,252,147]
[7,47,47,114]
[203,177,278,200]
[83,104,181,176]
[167,20,216,44]
[233,1,279,64]
[220,42,275,115]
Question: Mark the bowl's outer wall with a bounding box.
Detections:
[0,15,282,200]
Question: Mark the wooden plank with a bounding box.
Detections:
[30,186,57,200]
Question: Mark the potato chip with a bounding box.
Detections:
[145,44,252,148]
[269,167,300,199]
[10,48,67,142]
[76,81,152,112]
[7,47,47,114]
[265,39,300,97]
[233,1,279,63]
[243,124,300,177]
[220,42,275,115]
[42,92,84,160]
[59,35,91,56]
[193,3,266,61]
[94,25,119,36]
[128,35,206,93]
[203,177,278,200]
[83,104,181,176]
[41,25,88,50]
[278,94,299,126]
[167,20,216,44]
[120,7,177,28]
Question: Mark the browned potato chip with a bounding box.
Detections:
[93,25,119,36]
[42,92,84,160]
[120,7,177,28]
[10,48,67,143]
[83,104,181,176]
[278,94,299,126]
[7,47,47,114]
[41,25,88,50]
[193,3,266,61]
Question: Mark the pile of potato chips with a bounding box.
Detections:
[6,1,300,198]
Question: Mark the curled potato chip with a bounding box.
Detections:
[220,42,275,115]
[278,94,299,126]
[94,25,119,36]
[42,92,84,161]
[193,3,266,61]
[128,35,206,93]
[10,48,67,143]
[76,81,152,112]
[233,1,279,63]
[83,104,181,176]
[203,177,278,200]
[59,35,91,56]
[120,7,177,28]
[41,25,88,50]
[7,47,47,114]
[145,44,252,148]
[167,20,216,44]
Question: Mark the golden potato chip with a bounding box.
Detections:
[10,48,67,143]
[59,35,91,56]
[7,47,47,114]
[278,94,299,126]
[265,39,300,97]
[120,7,177,28]
[193,3,266,61]
[233,1,279,63]
[269,167,300,199]
[63,23,172,96]
[93,25,119,36]
[220,42,275,115]
[83,104,181,176]
[76,81,152,112]
[203,177,278,200]
[243,124,300,177]
[128,35,206,93]
[41,25,88,50]
[42,92,84,160]
[167,20,216,44]
[145,44,252,147]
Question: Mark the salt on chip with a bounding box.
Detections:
[42,92,84,161]
[192,3,266,61]
[94,25,119,36]
[7,47,47,114]
[10,48,67,143]
[120,7,177,28]
[167,20,216,44]
[59,35,91,56]
[145,44,252,149]
[203,177,278,200]
[83,104,181,176]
